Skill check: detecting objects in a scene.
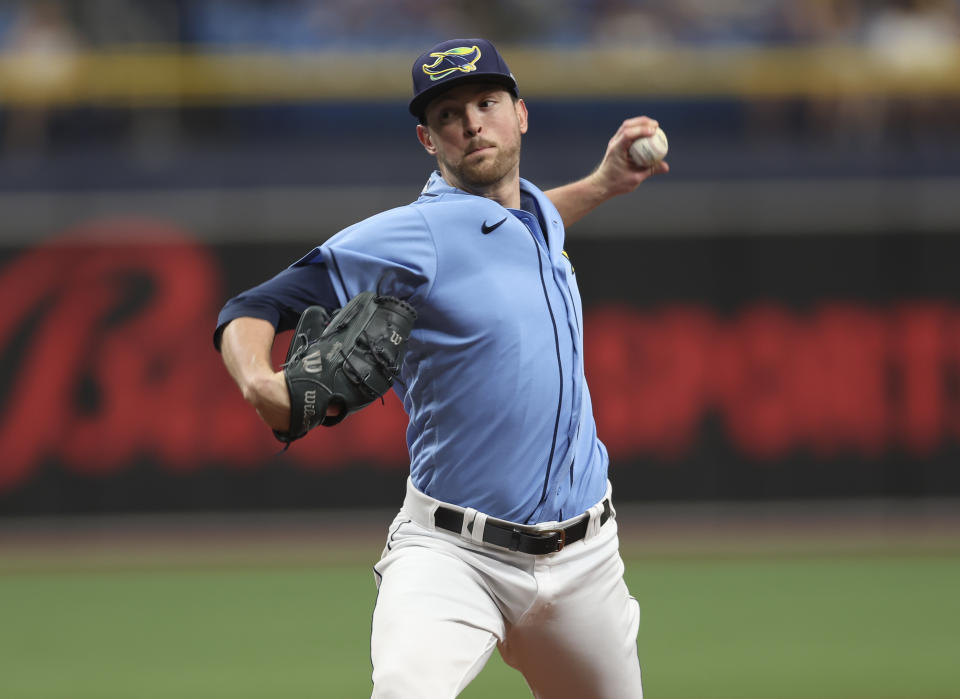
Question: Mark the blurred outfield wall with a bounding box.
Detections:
[1,47,959,515]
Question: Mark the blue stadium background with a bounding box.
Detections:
[1,0,959,515]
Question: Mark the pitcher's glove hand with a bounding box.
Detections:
[274,292,417,444]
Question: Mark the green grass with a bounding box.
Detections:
[630,555,960,699]
[1,550,958,698]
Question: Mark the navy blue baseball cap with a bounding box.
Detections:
[409,38,519,120]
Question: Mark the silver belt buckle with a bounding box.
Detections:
[539,528,567,552]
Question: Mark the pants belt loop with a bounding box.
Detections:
[460,507,487,544]
[425,502,440,531]
[469,512,487,545]
[586,499,606,540]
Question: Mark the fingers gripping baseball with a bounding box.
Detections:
[274,292,417,444]
[597,116,669,197]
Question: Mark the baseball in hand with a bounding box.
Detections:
[628,127,668,168]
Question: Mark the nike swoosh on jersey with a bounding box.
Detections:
[481,217,508,235]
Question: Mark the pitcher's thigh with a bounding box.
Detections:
[501,568,643,698]
[371,545,504,699]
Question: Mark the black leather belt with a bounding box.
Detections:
[433,499,612,555]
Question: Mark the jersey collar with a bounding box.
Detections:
[418,170,540,203]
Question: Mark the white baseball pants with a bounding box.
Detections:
[370,478,643,698]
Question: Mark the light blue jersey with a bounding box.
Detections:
[298,172,609,524]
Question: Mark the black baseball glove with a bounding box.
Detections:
[274,292,417,444]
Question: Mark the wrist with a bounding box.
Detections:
[247,371,292,432]
[241,370,285,408]
[597,158,645,199]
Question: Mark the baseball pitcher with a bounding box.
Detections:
[216,37,668,698]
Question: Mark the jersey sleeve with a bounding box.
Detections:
[212,260,339,351]
[317,205,436,307]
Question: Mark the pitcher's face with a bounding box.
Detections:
[417,84,528,192]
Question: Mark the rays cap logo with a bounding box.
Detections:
[409,38,519,120]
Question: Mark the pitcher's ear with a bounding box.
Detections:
[416,124,437,155]
[516,98,528,135]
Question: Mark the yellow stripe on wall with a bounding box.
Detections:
[1,45,958,107]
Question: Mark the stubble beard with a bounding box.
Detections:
[441,136,521,193]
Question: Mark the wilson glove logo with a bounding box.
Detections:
[302,349,323,373]
[422,45,481,82]
[302,390,316,428]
